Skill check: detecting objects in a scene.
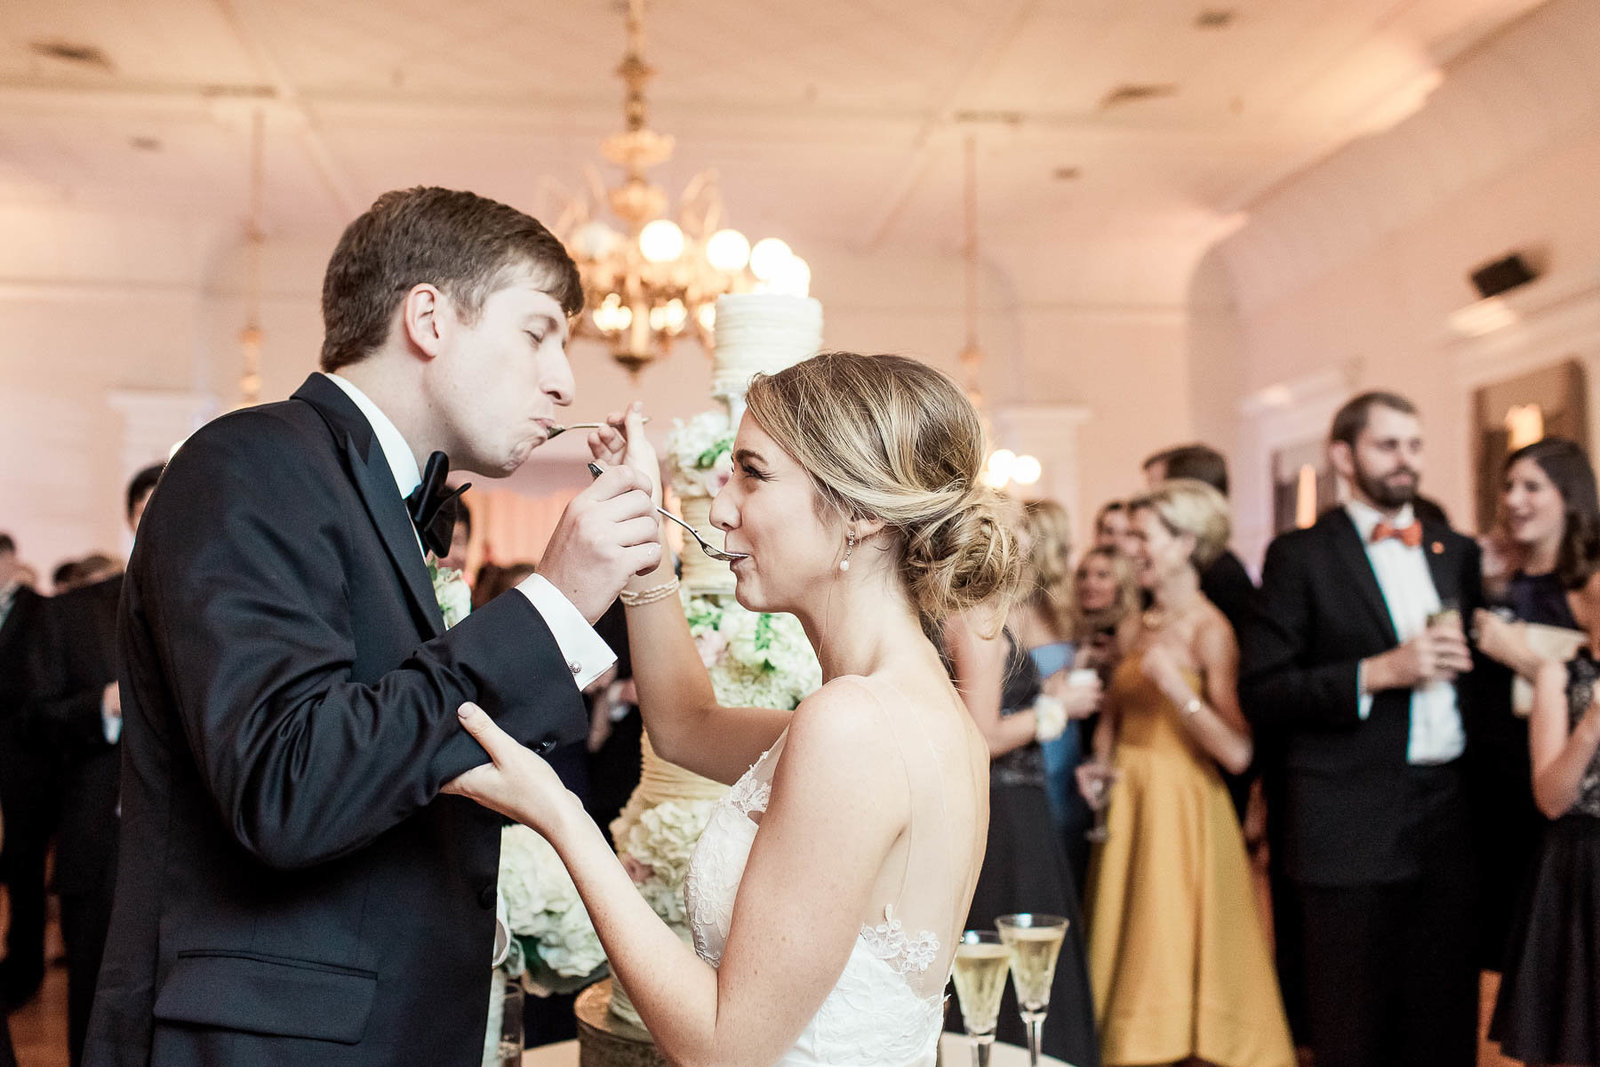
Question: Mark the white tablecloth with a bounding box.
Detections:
[523,1034,1070,1066]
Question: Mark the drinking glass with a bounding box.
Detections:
[950,931,1011,1067]
[996,914,1068,1067]
[1081,761,1116,843]
[497,977,524,1067]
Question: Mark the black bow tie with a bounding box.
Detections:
[405,451,470,559]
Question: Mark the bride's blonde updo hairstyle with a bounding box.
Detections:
[742,351,1021,623]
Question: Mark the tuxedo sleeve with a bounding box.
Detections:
[1239,535,1364,730]
[137,417,585,870]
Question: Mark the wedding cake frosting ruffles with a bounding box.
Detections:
[584,294,825,1059]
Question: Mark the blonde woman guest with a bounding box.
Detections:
[1082,480,1294,1067]
[445,353,1016,1067]
[1070,546,1141,676]
[1013,501,1102,874]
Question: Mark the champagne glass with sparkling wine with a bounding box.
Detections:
[996,914,1068,1067]
[951,931,1012,1067]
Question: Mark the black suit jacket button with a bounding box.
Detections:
[535,732,560,755]
[479,884,496,910]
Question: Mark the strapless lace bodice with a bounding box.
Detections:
[683,736,945,1066]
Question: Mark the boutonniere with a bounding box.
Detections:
[428,558,471,628]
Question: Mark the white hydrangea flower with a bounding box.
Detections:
[497,825,604,979]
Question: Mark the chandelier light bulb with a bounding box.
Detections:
[649,298,690,333]
[697,303,717,333]
[981,449,1017,489]
[1011,454,1042,486]
[639,219,686,264]
[771,255,811,297]
[706,229,751,272]
[749,237,793,281]
[592,293,632,334]
[573,220,621,260]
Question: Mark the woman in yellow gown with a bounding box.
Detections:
[1081,480,1294,1067]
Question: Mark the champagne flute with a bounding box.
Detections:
[996,914,1068,1067]
[1081,761,1115,843]
[951,931,1011,1067]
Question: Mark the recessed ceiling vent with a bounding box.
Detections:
[1196,10,1237,30]
[29,40,114,71]
[1100,83,1178,110]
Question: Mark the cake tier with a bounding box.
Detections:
[677,495,736,595]
[710,292,823,399]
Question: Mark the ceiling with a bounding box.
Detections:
[0,0,1553,297]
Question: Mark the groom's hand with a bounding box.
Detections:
[540,465,661,622]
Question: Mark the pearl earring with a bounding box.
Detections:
[839,532,857,572]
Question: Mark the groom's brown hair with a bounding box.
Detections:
[319,187,583,373]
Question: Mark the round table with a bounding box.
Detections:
[523,1034,1071,1065]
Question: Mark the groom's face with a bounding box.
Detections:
[426,268,575,476]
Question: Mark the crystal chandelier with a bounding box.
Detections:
[557,0,809,377]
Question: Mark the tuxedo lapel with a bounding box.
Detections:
[1421,521,1459,607]
[1326,510,1399,646]
[292,375,444,639]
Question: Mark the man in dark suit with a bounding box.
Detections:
[1240,391,1485,1067]
[28,468,162,1066]
[0,533,51,1011]
[85,187,661,1067]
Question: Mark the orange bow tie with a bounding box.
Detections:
[1371,520,1423,548]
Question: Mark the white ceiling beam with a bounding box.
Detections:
[855,0,1046,253]
[213,0,360,217]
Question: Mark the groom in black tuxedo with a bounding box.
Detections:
[1240,392,1490,1067]
[85,188,662,1066]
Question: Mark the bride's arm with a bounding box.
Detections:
[619,551,791,784]
[448,683,905,1067]
[592,407,790,784]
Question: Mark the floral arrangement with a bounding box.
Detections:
[610,796,718,931]
[428,559,472,629]
[497,825,606,993]
[667,411,735,499]
[686,596,822,711]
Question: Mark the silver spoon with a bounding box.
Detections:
[587,462,748,562]
[547,416,650,440]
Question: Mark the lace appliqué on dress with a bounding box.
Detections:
[860,916,939,975]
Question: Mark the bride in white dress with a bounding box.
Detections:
[447,352,1018,1066]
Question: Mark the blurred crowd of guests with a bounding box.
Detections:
[944,391,1600,1067]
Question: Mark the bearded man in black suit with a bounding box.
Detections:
[1240,391,1498,1067]
[85,187,662,1067]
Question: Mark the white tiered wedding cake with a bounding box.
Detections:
[581,293,826,1058]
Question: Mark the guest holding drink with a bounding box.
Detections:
[1082,480,1294,1067]
[1070,546,1140,679]
[1473,437,1599,969]
[1489,568,1600,1067]
[1012,501,1102,875]
[944,601,1100,1067]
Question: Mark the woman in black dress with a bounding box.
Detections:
[943,612,1100,1067]
[1490,580,1600,1066]
[1475,437,1600,969]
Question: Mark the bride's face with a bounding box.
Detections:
[709,416,843,613]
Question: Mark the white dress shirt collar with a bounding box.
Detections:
[324,373,422,500]
[1345,498,1416,543]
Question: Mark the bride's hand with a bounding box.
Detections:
[590,402,662,508]
[442,702,585,833]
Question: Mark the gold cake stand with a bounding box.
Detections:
[573,980,666,1067]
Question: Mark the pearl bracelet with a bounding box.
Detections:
[620,578,680,607]
[1181,696,1205,718]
